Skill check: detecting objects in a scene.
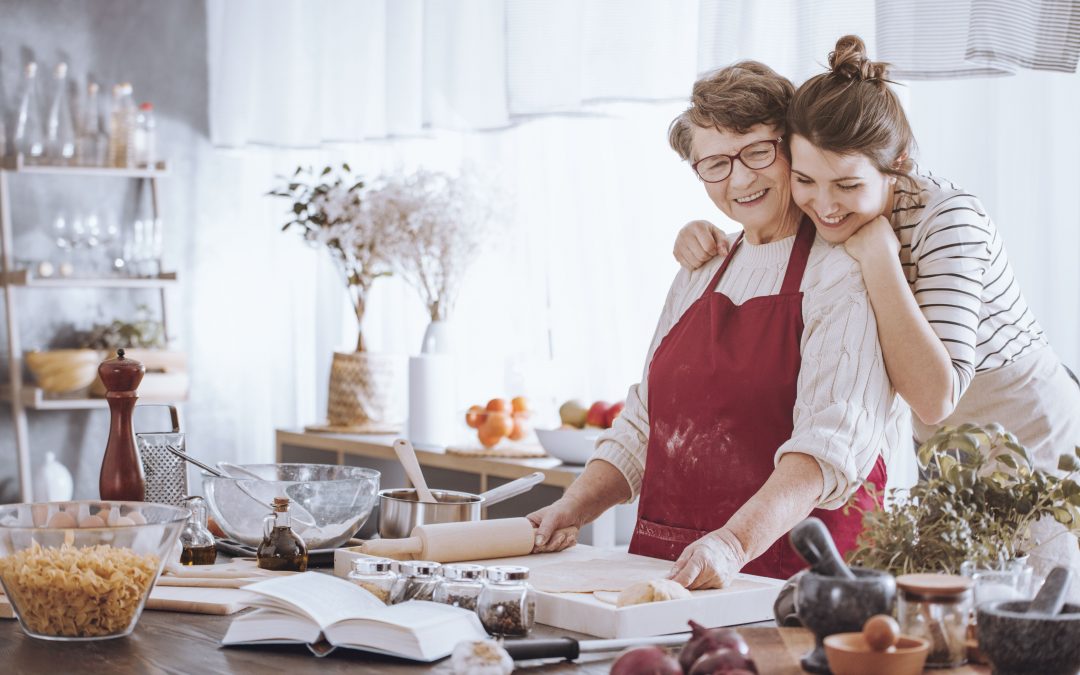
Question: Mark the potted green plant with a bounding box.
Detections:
[848,422,1080,575]
[79,307,188,399]
[270,164,405,431]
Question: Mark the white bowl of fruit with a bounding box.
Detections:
[534,399,624,465]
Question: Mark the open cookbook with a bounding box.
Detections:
[221,572,487,661]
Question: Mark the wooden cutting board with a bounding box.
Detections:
[0,585,254,617]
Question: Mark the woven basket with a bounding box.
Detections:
[326,351,405,430]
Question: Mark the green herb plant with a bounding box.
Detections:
[848,423,1080,575]
[77,305,165,351]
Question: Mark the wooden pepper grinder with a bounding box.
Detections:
[98,348,147,501]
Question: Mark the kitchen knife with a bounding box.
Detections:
[501,633,690,661]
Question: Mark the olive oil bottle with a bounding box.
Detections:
[257,497,308,572]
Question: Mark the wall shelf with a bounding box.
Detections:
[1,154,169,177]
[0,385,187,411]
[1,270,178,288]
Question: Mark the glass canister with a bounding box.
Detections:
[393,561,442,603]
[178,495,217,565]
[433,563,485,611]
[896,573,973,668]
[347,557,398,605]
[477,565,536,637]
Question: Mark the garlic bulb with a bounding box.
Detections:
[450,639,514,675]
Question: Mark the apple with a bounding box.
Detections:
[558,399,589,428]
[604,401,625,428]
[585,400,609,428]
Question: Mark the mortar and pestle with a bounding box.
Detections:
[977,566,1080,675]
[791,517,897,674]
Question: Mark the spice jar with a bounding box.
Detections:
[478,565,535,637]
[347,557,398,605]
[393,560,442,603]
[178,495,217,565]
[896,573,973,668]
[434,563,485,611]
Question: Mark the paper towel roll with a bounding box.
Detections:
[407,354,457,448]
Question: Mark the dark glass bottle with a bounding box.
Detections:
[257,497,308,572]
[179,496,217,565]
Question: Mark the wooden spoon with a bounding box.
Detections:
[393,438,437,503]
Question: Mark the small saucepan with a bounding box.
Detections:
[377,471,545,538]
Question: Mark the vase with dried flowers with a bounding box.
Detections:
[270,164,405,431]
[361,168,499,445]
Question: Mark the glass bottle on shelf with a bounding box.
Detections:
[256,497,308,572]
[132,102,156,168]
[179,496,217,565]
[107,82,136,167]
[76,82,107,166]
[14,62,45,161]
[45,62,76,164]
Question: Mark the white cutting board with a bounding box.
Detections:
[334,544,782,639]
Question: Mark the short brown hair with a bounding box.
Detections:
[669,61,795,161]
[787,35,916,177]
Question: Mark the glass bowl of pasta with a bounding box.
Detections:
[0,500,188,640]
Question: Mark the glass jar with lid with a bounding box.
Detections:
[477,565,535,637]
[896,573,973,668]
[347,557,398,605]
[393,560,442,603]
[433,563,485,611]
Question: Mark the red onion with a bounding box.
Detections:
[610,646,682,675]
[679,621,751,673]
[688,647,756,675]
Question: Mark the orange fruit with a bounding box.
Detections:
[486,398,510,413]
[508,415,529,441]
[465,405,486,429]
[478,427,502,448]
[511,396,529,413]
[481,411,514,438]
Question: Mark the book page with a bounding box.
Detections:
[221,608,321,645]
[325,601,487,662]
[241,572,385,629]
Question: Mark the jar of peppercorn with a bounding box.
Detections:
[434,563,485,612]
[393,560,443,603]
[477,565,535,637]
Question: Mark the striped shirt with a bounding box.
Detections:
[891,171,1048,407]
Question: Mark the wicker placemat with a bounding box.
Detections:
[304,421,401,435]
[445,441,547,459]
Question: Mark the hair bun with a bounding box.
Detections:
[828,35,889,83]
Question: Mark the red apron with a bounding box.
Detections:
[629,219,886,579]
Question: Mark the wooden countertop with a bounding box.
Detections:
[0,610,990,674]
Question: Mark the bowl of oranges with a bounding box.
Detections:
[464,396,532,448]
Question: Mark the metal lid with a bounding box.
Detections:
[896,573,972,596]
[351,557,395,574]
[442,563,485,581]
[486,565,530,582]
[399,560,442,577]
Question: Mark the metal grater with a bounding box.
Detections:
[136,405,188,506]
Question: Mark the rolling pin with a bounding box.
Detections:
[357,517,536,562]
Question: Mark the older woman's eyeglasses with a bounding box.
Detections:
[692,138,782,183]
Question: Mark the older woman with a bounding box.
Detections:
[528,62,903,588]
[674,36,1080,583]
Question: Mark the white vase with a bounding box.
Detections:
[33,452,73,501]
[421,320,455,355]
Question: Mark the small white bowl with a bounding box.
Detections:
[535,428,601,465]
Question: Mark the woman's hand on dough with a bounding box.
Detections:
[527,499,583,553]
[673,220,732,270]
[667,528,747,589]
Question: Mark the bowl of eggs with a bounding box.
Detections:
[0,500,189,641]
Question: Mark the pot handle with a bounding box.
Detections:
[479,472,546,507]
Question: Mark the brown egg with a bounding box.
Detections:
[127,511,147,525]
[862,614,900,651]
[79,515,106,528]
[47,511,77,528]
